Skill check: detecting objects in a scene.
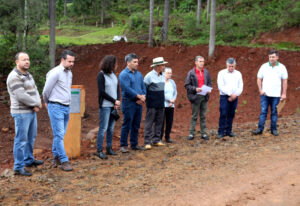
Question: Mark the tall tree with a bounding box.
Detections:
[149,0,154,47]
[208,0,216,58]
[206,0,210,23]
[49,0,56,68]
[64,0,67,16]
[196,0,202,28]
[161,0,170,43]
[101,0,105,24]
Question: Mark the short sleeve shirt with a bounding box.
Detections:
[257,62,288,97]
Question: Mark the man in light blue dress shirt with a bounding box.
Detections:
[42,50,75,172]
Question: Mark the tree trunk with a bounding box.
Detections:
[64,0,67,17]
[148,0,154,47]
[101,0,105,24]
[17,0,24,51]
[196,0,202,28]
[23,0,28,50]
[174,0,176,9]
[206,0,210,23]
[49,0,56,68]
[208,0,216,58]
[161,0,170,43]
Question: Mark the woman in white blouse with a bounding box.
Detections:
[161,68,177,143]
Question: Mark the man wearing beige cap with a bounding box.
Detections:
[144,57,168,149]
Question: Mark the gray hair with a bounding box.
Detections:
[125,53,138,63]
[164,67,172,73]
[15,52,29,60]
[226,58,236,65]
[195,56,204,62]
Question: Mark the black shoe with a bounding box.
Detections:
[187,134,194,140]
[217,134,225,139]
[271,130,279,136]
[106,147,117,155]
[98,151,108,159]
[14,168,32,176]
[120,146,129,153]
[227,132,236,137]
[252,129,263,135]
[201,134,210,140]
[25,159,44,167]
[131,145,145,151]
[165,138,174,143]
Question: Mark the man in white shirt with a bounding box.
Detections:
[253,50,288,136]
[217,58,243,139]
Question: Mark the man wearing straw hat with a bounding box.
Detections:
[252,50,288,136]
[144,57,168,149]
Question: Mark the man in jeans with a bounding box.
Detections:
[7,52,43,176]
[217,58,243,139]
[119,53,146,153]
[42,50,75,171]
[185,56,212,140]
[253,50,288,136]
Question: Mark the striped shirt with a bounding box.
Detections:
[6,68,41,114]
[144,69,165,108]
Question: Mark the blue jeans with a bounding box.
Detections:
[120,101,142,148]
[11,112,37,170]
[97,107,116,152]
[48,103,70,163]
[218,95,238,135]
[258,95,280,131]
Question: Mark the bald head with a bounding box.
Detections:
[15,52,30,72]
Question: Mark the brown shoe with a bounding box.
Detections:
[52,156,60,168]
[61,161,73,171]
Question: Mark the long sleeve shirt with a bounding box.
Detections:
[217,69,243,96]
[6,68,41,113]
[164,79,177,108]
[42,64,72,105]
[119,67,146,102]
[144,69,165,108]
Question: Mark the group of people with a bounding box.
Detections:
[6,49,288,176]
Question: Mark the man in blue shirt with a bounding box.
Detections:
[119,53,146,153]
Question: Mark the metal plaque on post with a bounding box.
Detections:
[70,88,81,113]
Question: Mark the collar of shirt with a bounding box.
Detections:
[59,64,70,72]
[195,67,204,74]
[14,67,31,79]
[268,61,279,68]
[153,69,162,76]
[125,67,137,74]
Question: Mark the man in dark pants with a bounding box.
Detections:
[252,50,288,136]
[144,57,168,150]
[119,53,146,153]
[217,58,243,139]
[185,56,212,140]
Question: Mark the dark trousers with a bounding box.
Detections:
[160,107,174,141]
[120,101,142,148]
[218,95,238,135]
[189,95,208,136]
[258,95,280,131]
[144,107,164,144]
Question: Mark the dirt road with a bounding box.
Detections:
[1,115,299,206]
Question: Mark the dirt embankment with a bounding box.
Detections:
[0,42,299,205]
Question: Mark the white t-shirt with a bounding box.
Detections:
[257,62,288,97]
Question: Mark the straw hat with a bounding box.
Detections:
[150,57,168,67]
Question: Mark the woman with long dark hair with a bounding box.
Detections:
[96,55,121,159]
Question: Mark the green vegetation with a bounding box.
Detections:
[39,25,125,46]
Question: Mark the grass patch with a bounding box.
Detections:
[39,25,125,46]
